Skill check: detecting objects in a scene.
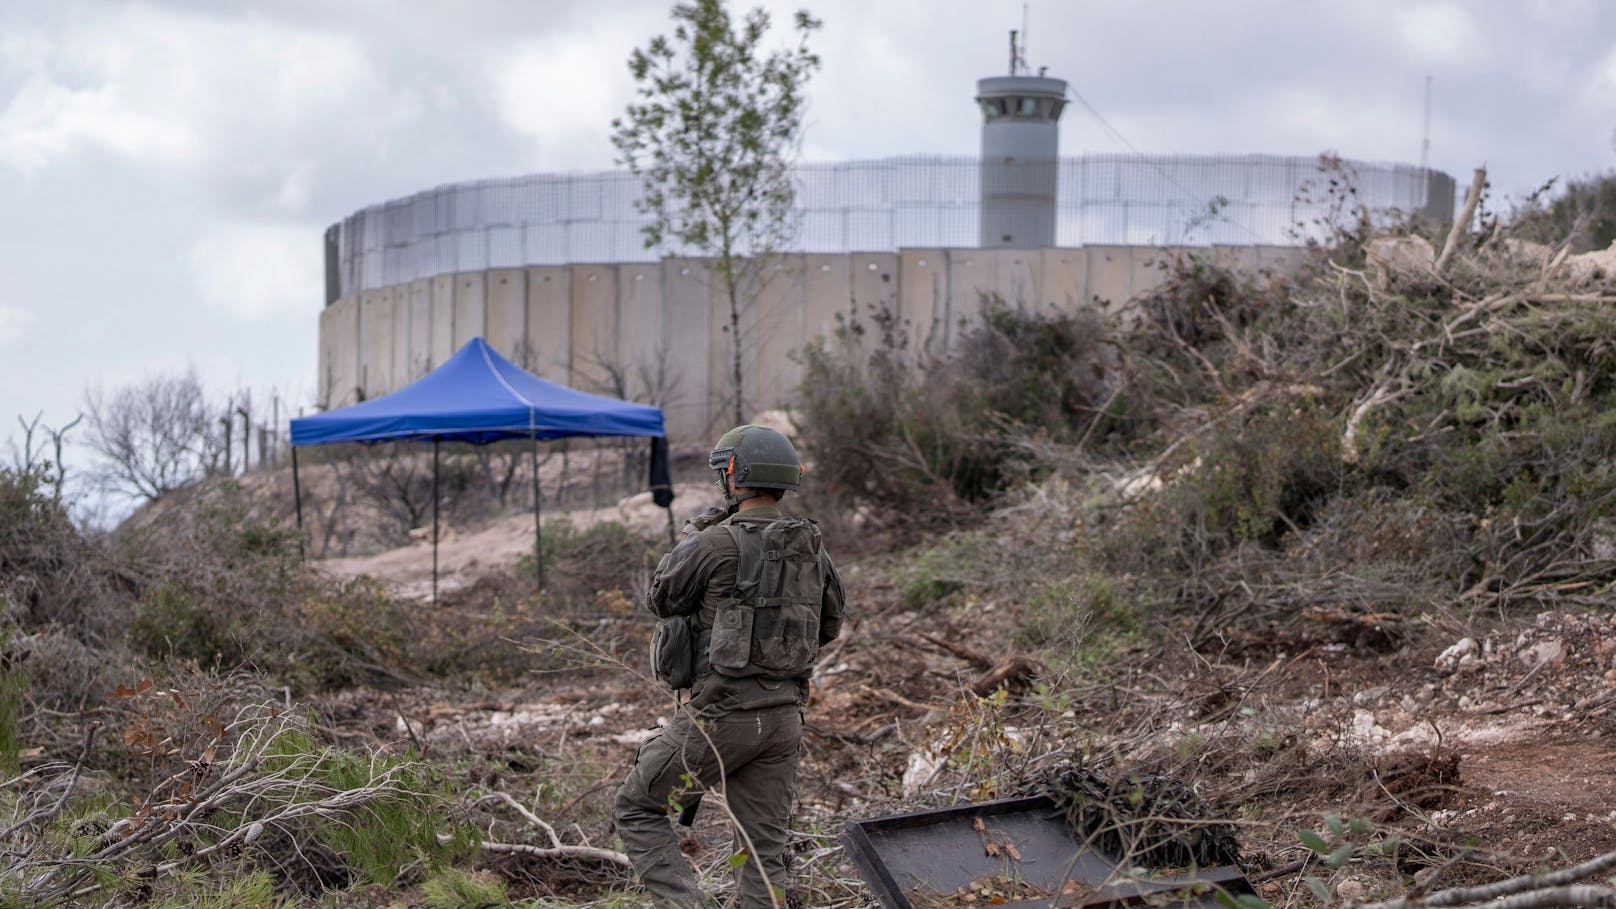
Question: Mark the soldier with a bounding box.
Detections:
[613,424,846,909]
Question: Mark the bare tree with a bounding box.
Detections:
[352,442,437,534]
[9,411,82,505]
[82,370,222,501]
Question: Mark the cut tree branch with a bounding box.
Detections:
[1436,167,1487,275]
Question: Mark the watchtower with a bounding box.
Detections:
[977,31,1067,248]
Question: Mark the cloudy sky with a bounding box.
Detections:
[2,0,1614,503]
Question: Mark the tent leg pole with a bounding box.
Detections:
[292,447,306,562]
[531,433,543,591]
[432,438,440,606]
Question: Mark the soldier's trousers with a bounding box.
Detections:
[613,704,802,909]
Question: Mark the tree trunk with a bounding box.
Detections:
[728,271,743,427]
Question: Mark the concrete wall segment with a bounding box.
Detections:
[389,287,411,391]
[746,255,806,413]
[897,249,946,361]
[615,263,665,401]
[358,291,393,401]
[406,280,431,381]
[568,265,618,392]
[525,266,571,380]
[802,254,851,343]
[661,258,713,441]
[1039,248,1087,314]
[429,275,454,368]
[319,296,360,409]
[452,272,487,351]
[1082,245,1133,311]
[485,268,528,363]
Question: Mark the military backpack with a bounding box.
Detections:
[649,516,827,690]
[708,516,827,679]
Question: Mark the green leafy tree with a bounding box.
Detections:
[612,0,821,426]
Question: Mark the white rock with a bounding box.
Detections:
[902,750,945,795]
[1354,686,1390,706]
[1335,876,1373,902]
[1436,637,1477,672]
[1365,235,1435,288]
[1519,639,1565,669]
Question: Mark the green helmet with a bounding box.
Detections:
[709,425,803,497]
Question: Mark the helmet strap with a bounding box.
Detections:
[714,469,776,510]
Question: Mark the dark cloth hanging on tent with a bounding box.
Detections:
[649,435,675,508]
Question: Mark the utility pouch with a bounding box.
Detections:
[708,594,754,675]
[650,614,698,690]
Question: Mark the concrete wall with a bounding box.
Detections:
[318,296,360,408]
[320,244,1304,445]
[357,290,392,400]
[485,269,527,365]
[525,266,571,380]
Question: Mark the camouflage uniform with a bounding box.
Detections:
[613,504,845,909]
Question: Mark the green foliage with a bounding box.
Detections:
[518,518,653,610]
[612,0,820,262]
[260,729,470,887]
[1015,575,1138,663]
[1189,403,1341,545]
[422,869,511,909]
[0,464,122,641]
[796,303,1119,525]
[1106,402,1342,576]
[146,871,284,909]
[0,623,21,776]
[295,576,419,690]
[121,486,302,670]
[898,542,973,610]
[115,484,484,692]
[1509,170,1616,252]
[613,0,821,421]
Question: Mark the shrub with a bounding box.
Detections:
[1509,170,1616,252]
[423,869,512,909]
[0,465,128,643]
[116,483,302,666]
[1105,400,1342,577]
[898,541,974,611]
[795,302,1120,526]
[518,518,654,612]
[0,623,21,776]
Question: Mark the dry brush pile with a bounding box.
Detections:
[788,190,1616,906]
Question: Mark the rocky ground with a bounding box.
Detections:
[304,509,1616,908]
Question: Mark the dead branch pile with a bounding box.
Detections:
[1023,763,1242,868]
[1094,203,1616,650]
[1,696,446,904]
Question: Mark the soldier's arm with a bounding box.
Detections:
[647,532,713,618]
[818,554,846,645]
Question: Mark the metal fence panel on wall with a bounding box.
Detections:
[328,154,1453,301]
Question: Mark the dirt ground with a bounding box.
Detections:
[307,496,1616,906]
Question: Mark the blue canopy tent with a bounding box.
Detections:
[290,337,672,599]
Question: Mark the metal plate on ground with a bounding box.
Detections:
[841,796,1250,909]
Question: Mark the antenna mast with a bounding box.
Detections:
[1021,3,1030,72]
[1420,75,1432,172]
